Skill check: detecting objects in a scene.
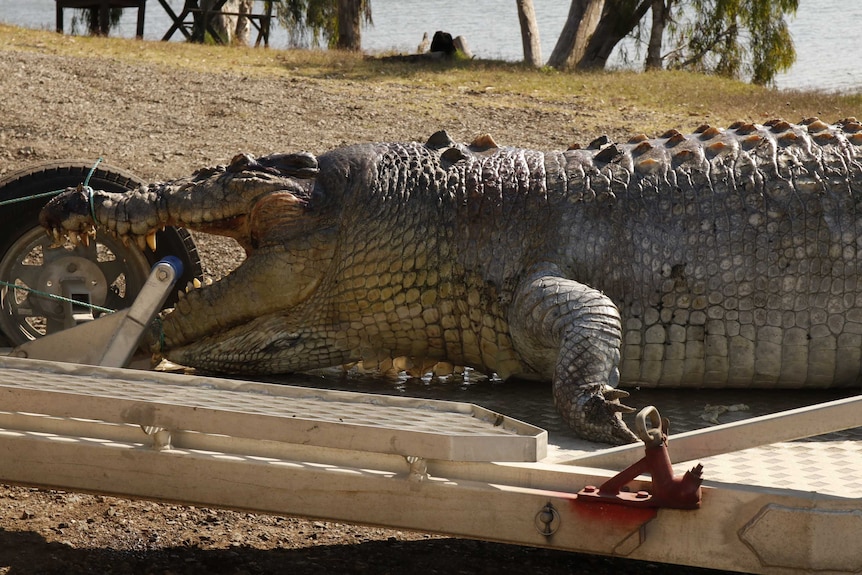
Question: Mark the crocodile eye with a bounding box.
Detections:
[227,153,256,174]
[192,166,221,180]
[258,152,319,179]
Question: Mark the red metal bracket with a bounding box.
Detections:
[577,406,703,509]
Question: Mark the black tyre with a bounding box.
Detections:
[0,160,202,346]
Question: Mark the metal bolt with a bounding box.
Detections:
[583,485,596,493]
[157,269,169,282]
[66,263,78,273]
[534,503,560,536]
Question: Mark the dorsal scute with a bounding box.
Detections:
[420,119,860,188]
[425,130,455,150]
[469,133,499,151]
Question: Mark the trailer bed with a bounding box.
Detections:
[0,355,860,574]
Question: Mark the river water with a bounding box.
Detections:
[0,0,859,92]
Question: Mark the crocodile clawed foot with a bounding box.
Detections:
[570,384,639,445]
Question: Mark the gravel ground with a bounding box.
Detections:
[0,29,742,575]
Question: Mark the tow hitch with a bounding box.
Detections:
[577,406,703,509]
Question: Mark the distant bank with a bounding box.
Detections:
[0,0,859,93]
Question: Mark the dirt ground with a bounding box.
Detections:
[0,32,743,575]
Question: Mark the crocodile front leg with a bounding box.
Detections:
[510,265,638,444]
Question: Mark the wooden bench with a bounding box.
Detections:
[158,0,274,47]
[55,0,148,38]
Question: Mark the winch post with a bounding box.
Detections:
[9,257,183,368]
[98,256,183,367]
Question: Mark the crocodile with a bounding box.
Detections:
[39,118,862,444]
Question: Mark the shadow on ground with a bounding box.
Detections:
[0,528,739,575]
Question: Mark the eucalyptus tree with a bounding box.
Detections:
[548,0,798,85]
[275,0,372,51]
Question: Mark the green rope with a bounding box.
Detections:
[0,158,114,313]
[153,316,165,351]
[0,189,66,207]
[83,157,102,225]
[82,158,101,187]
[0,157,104,208]
[0,280,115,314]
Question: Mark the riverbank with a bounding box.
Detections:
[3,0,861,92]
[2,24,860,187]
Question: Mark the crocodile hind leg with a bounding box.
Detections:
[510,266,638,444]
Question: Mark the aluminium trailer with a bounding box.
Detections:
[0,354,860,574]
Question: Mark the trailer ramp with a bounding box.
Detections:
[0,355,861,574]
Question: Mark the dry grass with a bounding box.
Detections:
[2,22,860,137]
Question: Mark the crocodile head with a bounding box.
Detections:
[40,150,355,374]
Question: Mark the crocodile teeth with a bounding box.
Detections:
[175,294,192,314]
[378,357,394,373]
[135,234,147,251]
[184,278,205,293]
[392,356,412,372]
[81,231,90,248]
[432,362,454,376]
[68,230,79,246]
[146,231,157,252]
[47,227,64,248]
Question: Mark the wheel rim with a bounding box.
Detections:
[0,226,152,346]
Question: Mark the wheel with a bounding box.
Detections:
[0,160,202,347]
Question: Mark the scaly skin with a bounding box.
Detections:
[40,118,862,444]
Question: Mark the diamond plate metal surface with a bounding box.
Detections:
[0,365,524,437]
[0,358,550,462]
[686,441,862,496]
[1,356,860,495]
[265,371,862,496]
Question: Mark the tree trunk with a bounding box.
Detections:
[516,0,542,67]
[547,0,605,70]
[645,0,668,70]
[336,0,362,51]
[577,0,651,70]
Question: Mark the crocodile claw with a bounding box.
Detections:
[570,384,639,445]
[602,387,631,402]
